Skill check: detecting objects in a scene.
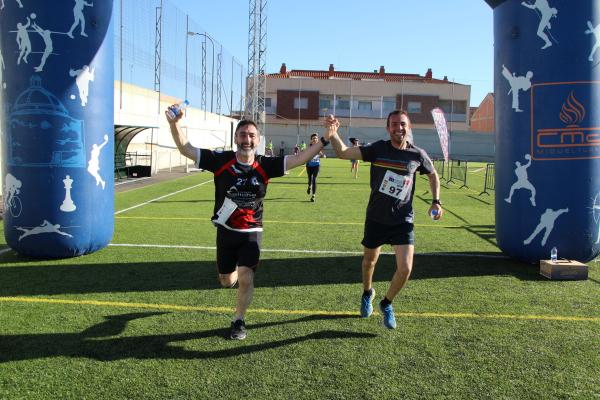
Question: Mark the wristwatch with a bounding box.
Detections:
[320,137,330,146]
[432,199,442,205]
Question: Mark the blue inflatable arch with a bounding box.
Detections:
[1,1,114,258]
[487,0,600,262]
[1,0,599,262]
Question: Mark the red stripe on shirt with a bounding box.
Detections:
[253,161,269,184]
[214,158,237,177]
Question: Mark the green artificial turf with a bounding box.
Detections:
[1,159,598,400]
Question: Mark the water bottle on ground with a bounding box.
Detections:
[168,100,189,119]
[550,246,558,263]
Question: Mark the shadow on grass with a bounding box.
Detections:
[467,195,493,206]
[0,252,541,296]
[0,313,374,362]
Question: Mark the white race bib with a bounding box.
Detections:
[214,197,238,225]
[378,170,412,201]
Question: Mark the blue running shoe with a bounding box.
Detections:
[360,289,375,318]
[379,301,397,329]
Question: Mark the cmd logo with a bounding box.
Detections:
[531,82,600,160]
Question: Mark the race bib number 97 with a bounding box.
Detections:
[378,170,412,201]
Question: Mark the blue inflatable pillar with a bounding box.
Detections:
[1,0,114,258]
[487,0,600,262]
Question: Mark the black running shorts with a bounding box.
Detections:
[216,226,262,274]
[361,219,414,249]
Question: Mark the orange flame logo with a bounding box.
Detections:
[559,91,586,126]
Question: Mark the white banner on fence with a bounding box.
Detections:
[431,107,449,162]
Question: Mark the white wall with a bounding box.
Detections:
[114,81,238,173]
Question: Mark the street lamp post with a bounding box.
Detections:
[187,31,215,114]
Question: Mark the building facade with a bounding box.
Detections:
[262,64,470,149]
[470,92,494,132]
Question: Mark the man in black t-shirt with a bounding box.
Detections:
[326,110,443,329]
[167,105,330,340]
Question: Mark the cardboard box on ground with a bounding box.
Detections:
[539,259,589,280]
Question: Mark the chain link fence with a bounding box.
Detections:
[113,0,246,116]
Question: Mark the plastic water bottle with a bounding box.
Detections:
[168,100,189,119]
[550,246,558,263]
[430,209,439,220]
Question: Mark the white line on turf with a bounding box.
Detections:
[108,243,509,258]
[115,179,213,215]
[114,177,152,186]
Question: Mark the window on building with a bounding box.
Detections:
[382,97,396,113]
[453,101,467,114]
[438,100,452,114]
[337,100,350,110]
[407,101,421,114]
[358,101,372,111]
[319,98,331,110]
[438,100,467,115]
[294,97,308,109]
[265,98,272,107]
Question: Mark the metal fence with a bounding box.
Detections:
[113,0,246,116]
[447,159,468,189]
[433,159,446,180]
[479,163,495,196]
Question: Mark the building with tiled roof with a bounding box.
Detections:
[256,63,495,161]
[263,63,470,132]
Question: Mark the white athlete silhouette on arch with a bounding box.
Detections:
[31,22,53,72]
[502,65,533,113]
[16,17,32,65]
[1,0,24,10]
[585,21,600,62]
[505,153,536,206]
[521,0,558,50]
[88,134,109,189]
[592,192,600,244]
[69,65,95,106]
[67,0,94,39]
[15,220,73,241]
[523,208,569,246]
[0,48,5,89]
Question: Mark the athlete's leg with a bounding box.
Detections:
[385,244,414,301]
[311,167,319,194]
[505,183,517,202]
[233,266,254,320]
[218,270,238,287]
[524,224,543,245]
[540,226,552,247]
[527,182,537,206]
[362,246,381,291]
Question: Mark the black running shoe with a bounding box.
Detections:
[229,319,247,340]
[307,186,311,194]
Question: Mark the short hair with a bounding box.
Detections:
[235,119,260,135]
[386,110,411,128]
[310,133,318,139]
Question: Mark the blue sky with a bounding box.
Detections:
[170,0,494,107]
